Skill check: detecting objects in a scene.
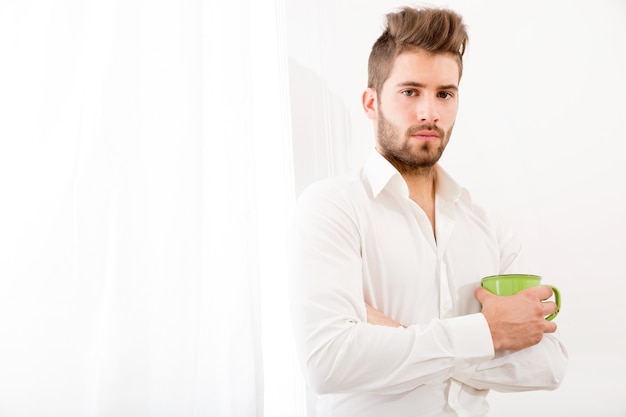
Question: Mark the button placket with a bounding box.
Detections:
[439,260,453,318]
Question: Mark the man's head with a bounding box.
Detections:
[363,7,468,174]
[368,7,468,94]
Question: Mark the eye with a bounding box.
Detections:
[437,91,454,99]
[401,89,418,97]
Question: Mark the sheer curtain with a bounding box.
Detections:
[0,1,303,416]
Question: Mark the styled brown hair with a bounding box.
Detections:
[367,7,468,93]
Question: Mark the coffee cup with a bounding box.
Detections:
[481,274,561,321]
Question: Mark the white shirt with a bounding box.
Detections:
[288,150,568,417]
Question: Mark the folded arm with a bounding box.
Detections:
[365,296,568,392]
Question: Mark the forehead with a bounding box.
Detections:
[385,49,461,87]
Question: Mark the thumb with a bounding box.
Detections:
[474,286,492,303]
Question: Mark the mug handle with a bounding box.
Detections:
[545,285,561,321]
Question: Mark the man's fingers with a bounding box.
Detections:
[520,285,554,300]
[542,300,558,318]
[474,286,492,303]
[544,319,558,333]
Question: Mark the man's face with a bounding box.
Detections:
[364,49,460,172]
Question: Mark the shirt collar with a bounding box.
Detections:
[364,150,408,198]
[363,149,471,206]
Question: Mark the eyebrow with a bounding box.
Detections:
[396,81,458,91]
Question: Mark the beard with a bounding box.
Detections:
[376,108,452,175]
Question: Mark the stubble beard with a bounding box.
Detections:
[376,109,452,176]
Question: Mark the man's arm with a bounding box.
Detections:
[365,292,567,392]
[366,286,559,351]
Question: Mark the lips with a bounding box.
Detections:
[407,124,445,142]
[411,130,440,141]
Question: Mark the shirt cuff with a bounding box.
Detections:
[442,313,494,367]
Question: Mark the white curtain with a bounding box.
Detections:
[0,1,304,416]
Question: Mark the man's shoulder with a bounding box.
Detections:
[299,172,369,200]
[295,173,372,216]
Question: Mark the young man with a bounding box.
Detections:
[288,7,568,417]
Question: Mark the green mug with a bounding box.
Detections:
[481,274,561,321]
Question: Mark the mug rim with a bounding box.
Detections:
[481,274,542,281]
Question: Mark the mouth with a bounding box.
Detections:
[411,130,440,142]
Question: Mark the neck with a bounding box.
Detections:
[403,167,437,205]
[387,158,438,235]
[384,156,438,202]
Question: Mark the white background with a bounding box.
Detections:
[286,0,626,415]
[0,1,624,416]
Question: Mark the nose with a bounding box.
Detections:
[416,96,439,124]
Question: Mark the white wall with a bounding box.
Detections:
[286,0,626,415]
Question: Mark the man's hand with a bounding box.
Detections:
[365,303,405,328]
[475,285,558,351]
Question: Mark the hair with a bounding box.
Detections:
[367,7,468,93]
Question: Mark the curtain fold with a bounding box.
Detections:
[0,0,302,416]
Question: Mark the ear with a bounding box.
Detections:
[362,88,378,121]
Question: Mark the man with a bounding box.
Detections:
[288,6,568,417]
